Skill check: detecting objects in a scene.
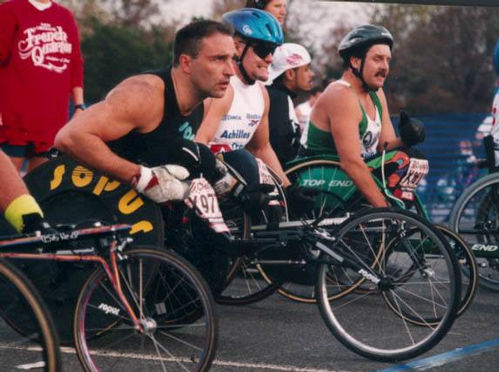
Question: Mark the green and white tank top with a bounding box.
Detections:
[301,80,383,159]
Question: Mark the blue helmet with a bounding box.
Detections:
[494,38,499,75]
[222,8,283,47]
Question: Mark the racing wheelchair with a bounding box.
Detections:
[281,148,477,320]
[0,152,465,362]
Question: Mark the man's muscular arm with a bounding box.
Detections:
[246,85,291,187]
[324,87,388,207]
[55,75,163,184]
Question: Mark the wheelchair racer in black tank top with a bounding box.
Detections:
[108,67,221,183]
[55,20,236,205]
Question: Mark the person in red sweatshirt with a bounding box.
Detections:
[0,0,84,173]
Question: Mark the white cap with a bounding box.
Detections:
[267,43,312,83]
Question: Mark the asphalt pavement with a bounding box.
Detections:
[1,281,497,371]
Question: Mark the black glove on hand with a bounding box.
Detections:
[21,213,57,235]
[398,111,426,147]
[238,183,274,214]
[285,185,319,215]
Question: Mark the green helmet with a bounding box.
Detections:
[338,24,393,61]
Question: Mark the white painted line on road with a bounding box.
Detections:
[212,359,352,372]
[63,346,351,371]
[1,344,350,371]
[16,361,46,370]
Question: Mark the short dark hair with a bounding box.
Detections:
[341,44,371,69]
[173,20,233,67]
[245,0,270,9]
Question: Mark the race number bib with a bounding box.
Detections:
[185,178,229,233]
[399,158,429,191]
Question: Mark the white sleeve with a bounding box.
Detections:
[491,90,499,137]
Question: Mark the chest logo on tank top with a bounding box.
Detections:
[362,132,374,147]
[247,113,261,127]
[179,122,195,140]
[361,129,380,158]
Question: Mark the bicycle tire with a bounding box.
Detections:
[0,259,61,372]
[73,247,217,372]
[315,208,460,362]
[433,225,478,318]
[381,224,476,325]
[449,172,499,291]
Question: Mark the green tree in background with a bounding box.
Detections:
[373,5,499,113]
[81,17,173,102]
[6,0,498,113]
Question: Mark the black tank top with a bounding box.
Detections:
[109,67,204,166]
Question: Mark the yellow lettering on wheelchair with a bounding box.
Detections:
[50,165,66,190]
[72,166,93,188]
[118,190,144,215]
[130,220,153,235]
[93,177,121,196]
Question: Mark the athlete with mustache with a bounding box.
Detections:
[299,25,425,207]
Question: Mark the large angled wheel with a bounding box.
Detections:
[74,247,217,371]
[449,173,499,291]
[0,259,61,372]
[316,208,460,362]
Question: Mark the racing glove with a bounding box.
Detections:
[133,165,190,204]
[285,185,319,215]
[21,213,56,235]
[237,183,275,214]
[398,111,426,147]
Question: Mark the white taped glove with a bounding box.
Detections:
[133,165,190,203]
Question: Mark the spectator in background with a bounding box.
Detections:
[490,38,499,134]
[0,0,84,173]
[266,43,315,166]
[245,0,287,26]
[295,85,322,133]
[484,37,499,169]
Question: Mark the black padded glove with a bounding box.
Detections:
[21,213,59,237]
[398,111,425,147]
[237,183,275,214]
[285,185,319,216]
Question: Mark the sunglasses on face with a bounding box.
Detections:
[250,43,277,59]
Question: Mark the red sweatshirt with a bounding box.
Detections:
[0,0,83,145]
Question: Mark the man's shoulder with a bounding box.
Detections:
[108,74,164,113]
[120,74,164,93]
[322,82,356,105]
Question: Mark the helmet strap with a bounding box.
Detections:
[237,44,256,85]
[350,56,377,92]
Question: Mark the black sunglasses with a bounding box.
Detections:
[250,42,278,59]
